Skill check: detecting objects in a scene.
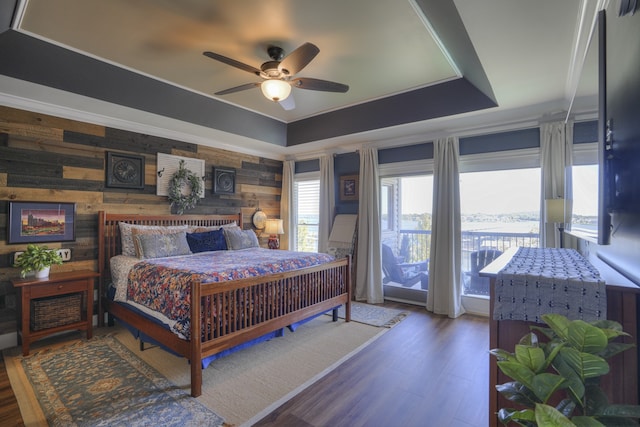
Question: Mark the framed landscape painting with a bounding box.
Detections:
[8,201,76,244]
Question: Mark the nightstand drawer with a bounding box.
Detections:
[29,280,88,298]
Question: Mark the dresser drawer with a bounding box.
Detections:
[29,280,88,298]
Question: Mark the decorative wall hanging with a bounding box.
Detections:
[168,160,203,214]
[213,167,236,194]
[339,174,359,201]
[156,153,205,197]
[106,152,145,189]
[8,201,76,244]
[252,208,267,230]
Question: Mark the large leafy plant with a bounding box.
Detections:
[490,313,640,426]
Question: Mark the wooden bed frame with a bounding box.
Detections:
[97,211,351,397]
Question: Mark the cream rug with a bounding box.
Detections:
[115,315,386,426]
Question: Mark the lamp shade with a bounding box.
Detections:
[261,80,291,102]
[264,218,284,235]
[545,199,566,223]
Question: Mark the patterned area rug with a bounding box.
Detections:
[4,335,226,427]
[330,302,410,327]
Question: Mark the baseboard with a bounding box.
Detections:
[383,296,426,308]
[462,295,490,317]
[384,293,490,316]
[0,314,102,351]
[0,332,17,351]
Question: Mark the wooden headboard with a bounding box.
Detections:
[97,211,242,324]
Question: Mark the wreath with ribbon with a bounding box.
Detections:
[167,160,203,214]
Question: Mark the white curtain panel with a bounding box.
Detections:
[540,121,573,248]
[355,147,383,304]
[564,121,574,229]
[427,136,464,318]
[280,159,295,250]
[318,154,335,253]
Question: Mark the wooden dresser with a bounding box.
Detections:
[481,247,639,427]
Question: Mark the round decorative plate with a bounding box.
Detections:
[252,210,267,229]
[216,171,234,193]
[113,159,139,183]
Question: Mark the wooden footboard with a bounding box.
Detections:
[191,257,350,396]
[98,211,352,397]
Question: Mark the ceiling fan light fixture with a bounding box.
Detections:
[261,79,291,102]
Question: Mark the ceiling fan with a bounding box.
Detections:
[203,42,349,110]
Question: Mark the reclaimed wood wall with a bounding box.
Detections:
[0,106,282,334]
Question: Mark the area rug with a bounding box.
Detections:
[5,307,401,427]
[4,335,226,427]
[329,301,410,327]
[116,315,386,426]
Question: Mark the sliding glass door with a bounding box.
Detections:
[459,167,541,296]
[380,174,433,304]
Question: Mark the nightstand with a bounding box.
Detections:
[11,270,99,356]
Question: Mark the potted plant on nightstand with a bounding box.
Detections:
[14,244,63,278]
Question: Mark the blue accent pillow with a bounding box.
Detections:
[186,229,228,253]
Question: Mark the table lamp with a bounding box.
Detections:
[264,219,284,249]
[545,198,566,248]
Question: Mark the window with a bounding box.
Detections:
[571,164,598,237]
[381,182,394,231]
[379,174,433,299]
[294,177,320,252]
[460,167,541,295]
[571,141,598,239]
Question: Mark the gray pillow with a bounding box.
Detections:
[223,227,260,250]
[134,232,191,259]
[119,223,188,257]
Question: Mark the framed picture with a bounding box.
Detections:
[340,174,359,201]
[106,151,145,189]
[213,167,236,194]
[8,201,76,244]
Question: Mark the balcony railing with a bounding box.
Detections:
[384,229,540,295]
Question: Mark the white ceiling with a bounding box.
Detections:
[1,0,602,158]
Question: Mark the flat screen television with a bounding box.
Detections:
[597,9,612,245]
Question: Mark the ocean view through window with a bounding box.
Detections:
[460,167,541,295]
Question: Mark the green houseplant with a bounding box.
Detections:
[14,244,63,278]
[490,313,640,426]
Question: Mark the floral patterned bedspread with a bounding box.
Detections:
[125,248,335,338]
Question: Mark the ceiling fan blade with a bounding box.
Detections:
[291,77,349,93]
[279,95,296,111]
[203,51,261,76]
[278,42,320,76]
[214,82,260,95]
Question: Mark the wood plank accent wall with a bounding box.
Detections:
[0,106,282,334]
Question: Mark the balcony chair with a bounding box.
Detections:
[464,249,503,295]
[381,244,429,290]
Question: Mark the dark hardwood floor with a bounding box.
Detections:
[253,302,489,427]
[0,353,24,427]
[0,302,489,427]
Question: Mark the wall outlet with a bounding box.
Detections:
[13,248,71,264]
